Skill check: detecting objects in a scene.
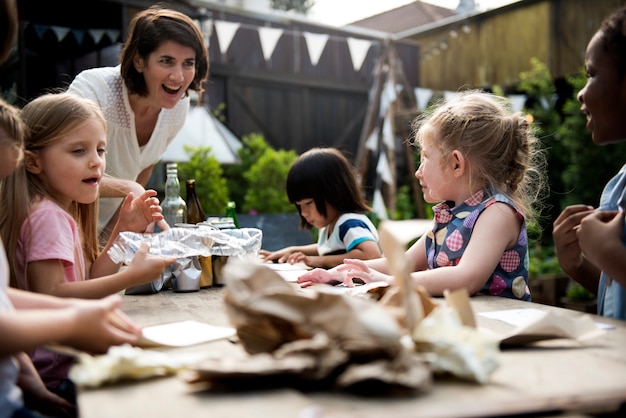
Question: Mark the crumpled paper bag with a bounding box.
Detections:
[185,257,433,393]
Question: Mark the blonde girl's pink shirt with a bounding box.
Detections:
[16,197,84,290]
[15,197,83,389]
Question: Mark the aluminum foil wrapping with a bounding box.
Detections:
[108,226,263,265]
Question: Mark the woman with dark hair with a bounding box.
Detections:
[67,5,209,243]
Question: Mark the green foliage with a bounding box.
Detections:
[565,282,595,301]
[242,146,299,213]
[270,0,314,14]
[518,58,567,245]
[556,70,626,208]
[177,146,229,215]
[222,133,272,211]
[528,245,564,277]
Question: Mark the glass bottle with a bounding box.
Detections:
[185,179,206,224]
[162,163,187,227]
[225,200,239,229]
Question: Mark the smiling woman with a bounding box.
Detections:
[66,5,209,246]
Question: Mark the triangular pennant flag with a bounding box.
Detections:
[50,26,71,42]
[346,37,372,72]
[105,29,120,42]
[89,29,106,44]
[376,151,394,185]
[71,29,86,45]
[258,27,283,61]
[379,79,397,117]
[214,20,240,55]
[365,128,378,152]
[33,24,49,40]
[507,94,526,113]
[372,188,388,220]
[303,32,329,66]
[382,111,395,150]
[443,91,462,102]
[414,87,433,111]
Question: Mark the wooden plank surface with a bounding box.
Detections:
[78,287,626,418]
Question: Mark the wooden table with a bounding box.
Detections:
[78,287,626,418]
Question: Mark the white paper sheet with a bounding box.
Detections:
[139,320,236,347]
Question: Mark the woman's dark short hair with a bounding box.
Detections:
[120,5,209,97]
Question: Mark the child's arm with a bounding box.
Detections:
[259,243,318,264]
[25,243,175,300]
[577,209,626,287]
[2,291,141,357]
[288,239,382,269]
[16,352,75,417]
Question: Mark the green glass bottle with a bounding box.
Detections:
[225,201,239,228]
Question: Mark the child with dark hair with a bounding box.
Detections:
[259,147,381,269]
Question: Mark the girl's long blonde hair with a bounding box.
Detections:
[0,92,106,287]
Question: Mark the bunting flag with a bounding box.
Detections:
[364,128,378,152]
[414,87,433,111]
[30,23,120,44]
[379,79,397,117]
[346,37,372,72]
[507,94,527,113]
[372,188,388,220]
[303,31,329,66]
[258,26,284,61]
[214,20,241,54]
[381,111,395,150]
[443,90,462,102]
[50,26,71,42]
[376,150,394,185]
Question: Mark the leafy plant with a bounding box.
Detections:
[528,245,564,278]
[222,133,272,211]
[565,282,596,301]
[177,146,229,215]
[242,142,299,214]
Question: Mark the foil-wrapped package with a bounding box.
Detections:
[108,226,263,264]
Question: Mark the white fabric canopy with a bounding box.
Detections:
[162,106,242,164]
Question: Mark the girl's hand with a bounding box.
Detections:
[118,190,164,233]
[297,268,344,287]
[62,294,142,353]
[125,243,177,287]
[337,259,392,286]
[259,248,294,264]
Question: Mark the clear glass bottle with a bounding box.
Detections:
[185,179,206,224]
[162,163,187,227]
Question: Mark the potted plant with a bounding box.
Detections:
[560,282,597,314]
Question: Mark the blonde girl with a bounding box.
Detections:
[0,92,175,403]
[299,91,546,301]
